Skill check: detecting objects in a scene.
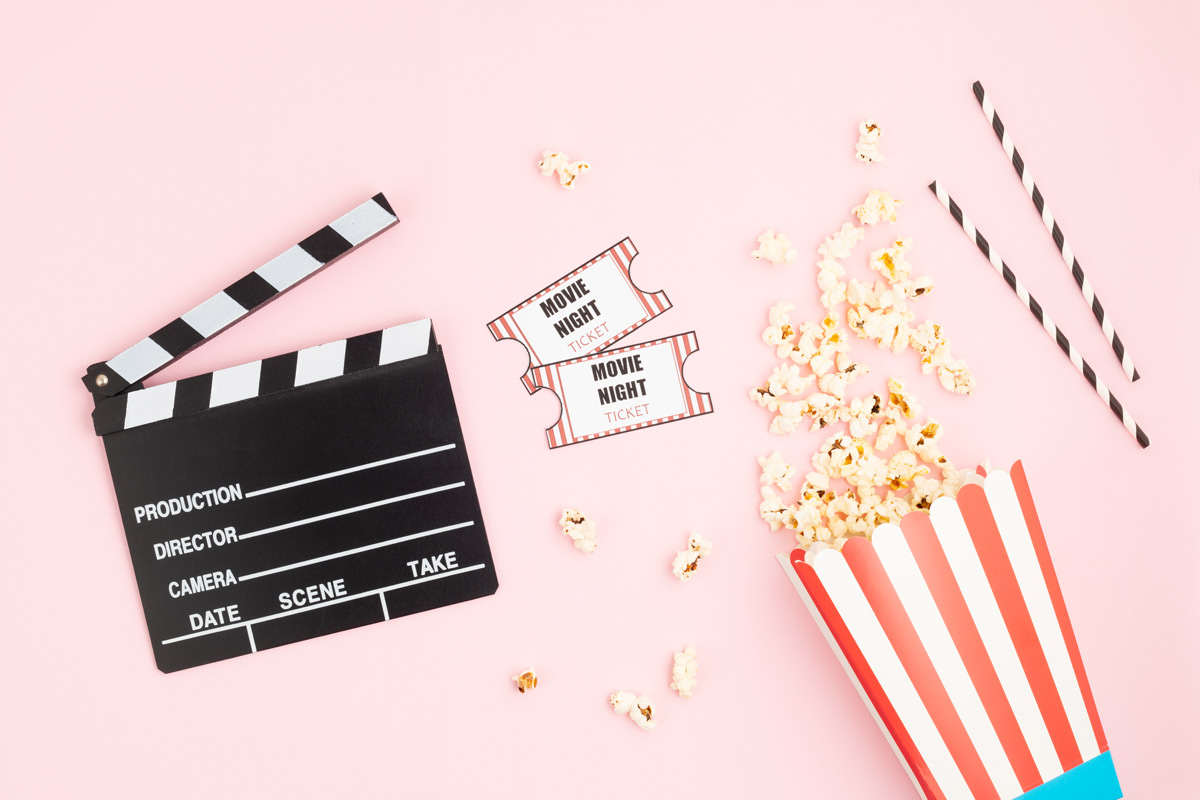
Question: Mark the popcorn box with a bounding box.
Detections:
[779,462,1122,800]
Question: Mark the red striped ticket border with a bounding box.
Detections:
[522,332,712,449]
[782,461,1110,800]
[487,238,671,383]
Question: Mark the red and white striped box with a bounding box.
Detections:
[779,462,1121,800]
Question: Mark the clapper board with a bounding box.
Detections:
[83,194,498,673]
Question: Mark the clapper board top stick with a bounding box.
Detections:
[84,194,498,673]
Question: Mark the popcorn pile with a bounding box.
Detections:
[669,646,699,698]
[610,691,657,731]
[538,150,591,189]
[671,533,713,581]
[752,190,975,417]
[751,191,979,551]
[757,390,981,551]
[855,120,884,163]
[559,508,597,553]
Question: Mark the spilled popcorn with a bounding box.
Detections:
[538,150,591,189]
[610,691,657,731]
[671,533,713,581]
[669,646,699,698]
[855,120,884,163]
[751,230,798,264]
[512,670,539,693]
[559,508,597,553]
[852,189,901,225]
[750,190,979,551]
[911,320,976,395]
[758,452,796,492]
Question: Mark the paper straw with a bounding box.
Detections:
[929,181,1149,449]
[972,81,1140,383]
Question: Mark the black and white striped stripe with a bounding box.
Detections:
[92,318,435,436]
[83,193,399,397]
[972,81,1139,383]
[929,181,1149,449]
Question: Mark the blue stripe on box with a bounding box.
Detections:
[1018,752,1121,800]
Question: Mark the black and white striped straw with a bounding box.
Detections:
[929,181,1149,448]
[972,81,1140,382]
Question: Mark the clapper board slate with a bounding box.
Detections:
[83,194,498,673]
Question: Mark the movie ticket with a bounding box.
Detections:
[521,332,712,448]
[487,238,671,379]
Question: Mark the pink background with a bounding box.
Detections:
[2,1,1197,797]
